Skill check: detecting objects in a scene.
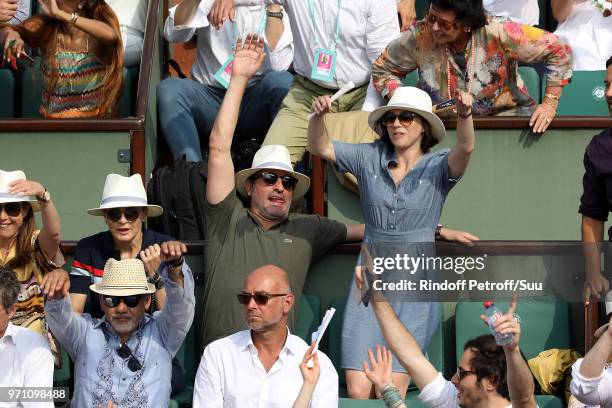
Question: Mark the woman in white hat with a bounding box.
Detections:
[0,170,64,336]
[69,174,188,317]
[308,87,475,398]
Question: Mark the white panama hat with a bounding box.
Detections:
[368,87,446,142]
[0,170,40,211]
[235,145,310,201]
[87,174,163,217]
[90,258,156,296]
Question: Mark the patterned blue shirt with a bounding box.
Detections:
[45,266,195,408]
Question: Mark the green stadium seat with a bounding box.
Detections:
[0,68,15,118]
[52,347,71,387]
[454,300,570,361]
[544,70,609,116]
[415,0,429,19]
[118,66,139,117]
[294,294,321,343]
[168,400,179,408]
[518,66,541,102]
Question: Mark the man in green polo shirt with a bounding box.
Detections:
[202,34,364,348]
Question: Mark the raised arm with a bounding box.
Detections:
[370,287,438,390]
[580,317,612,379]
[447,90,475,179]
[308,96,337,164]
[484,296,536,408]
[39,0,118,44]
[397,0,416,32]
[206,34,266,204]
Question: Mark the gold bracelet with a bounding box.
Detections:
[70,12,78,25]
[543,92,560,101]
[542,97,558,110]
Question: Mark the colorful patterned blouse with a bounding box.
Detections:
[372,20,573,116]
[40,51,107,118]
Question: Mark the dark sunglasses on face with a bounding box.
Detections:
[103,294,143,308]
[251,171,298,190]
[426,12,458,31]
[456,366,478,381]
[0,202,23,217]
[117,343,143,372]
[381,111,418,126]
[236,292,289,306]
[104,207,141,223]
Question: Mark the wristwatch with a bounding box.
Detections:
[435,224,443,238]
[148,272,164,290]
[37,187,51,203]
[267,8,283,19]
[168,256,184,269]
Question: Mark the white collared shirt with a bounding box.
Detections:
[419,373,513,408]
[164,0,293,87]
[570,358,612,407]
[0,323,54,408]
[193,329,338,408]
[483,0,539,26]
[267,0,399,89]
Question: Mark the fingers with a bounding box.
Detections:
[354,266,363,290]
[507,294,517,315]
[584,284,592,306]
[529,105,555,133]
[312,95,332,115]
[302,341,316,364]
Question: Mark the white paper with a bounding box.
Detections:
[307,81,356,120]
[307,307,336,368]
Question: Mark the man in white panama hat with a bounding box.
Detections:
[46,258,195,408]
[201,34,365,349]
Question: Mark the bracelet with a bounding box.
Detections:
[168,256,184,268]
[542,97,558,110]
[543,92,560,101]
[70,12,78,25]
[435,224,443,238]
[266,9,283,19]
[147,272,164,290]
[458,110,472,118]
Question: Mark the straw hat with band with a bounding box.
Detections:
[367,86,446,142]
[235,145,310,202]
[0,170,41,211]
[87,174,163,217]
[90,258,156,296]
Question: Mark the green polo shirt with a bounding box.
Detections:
[202,191,347,348]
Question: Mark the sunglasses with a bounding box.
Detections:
[456,366,478,381]
[0,202,23,217]
[250,171,298,190]
[103,294,144,308]
[426,12,459,31]
[236,292,289,306]
[381,111,418,126]
[117,343,143,372]
[104,207,141,223]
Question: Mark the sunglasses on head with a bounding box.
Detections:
[426,11,459,31]
[236,292,289,305]
[104,207,141,223]
[103,294,144,308]
[456,366,478,381]
[250,171,298,190]
[381,111,418,126]
[117,343,143,372]
[0,202,23,217]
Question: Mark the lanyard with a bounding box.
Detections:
[308,0,342,50]
[231,7,268,48]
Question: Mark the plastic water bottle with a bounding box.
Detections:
[483,300,513,346]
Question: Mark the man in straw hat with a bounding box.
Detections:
[45,258,195,407]
[202,33,364,349]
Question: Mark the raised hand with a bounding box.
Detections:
[363,345,393,391]
[140,244,163,277]
[299,342,321,386]
[37,0,61,19]
[41,269,70,299]
[311,95,333,117]
[159,240,187,263]
[7,179,45,199]
[207,0,236,29]
[454,89,473,118]
[480,294,521,351]
[397,0,416,31]
[230,34,266,82]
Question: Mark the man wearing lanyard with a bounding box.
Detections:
[258,0,399,165]
[158,0,294,163]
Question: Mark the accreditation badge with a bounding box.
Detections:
[214,54,235,89]
[310,48,337,83]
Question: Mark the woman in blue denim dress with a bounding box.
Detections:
[308,86,475,399]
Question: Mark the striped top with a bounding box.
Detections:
[40,51,106,118]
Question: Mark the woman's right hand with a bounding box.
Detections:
[37,0,61,20]
[2,29,24,61]
[454,89,473,118]
[363,345,394,391]
[299,342,320,386]
[311,95,332,117]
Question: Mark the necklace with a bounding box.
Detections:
[445,33,476,111]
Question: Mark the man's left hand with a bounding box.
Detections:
[41,269,70,299]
